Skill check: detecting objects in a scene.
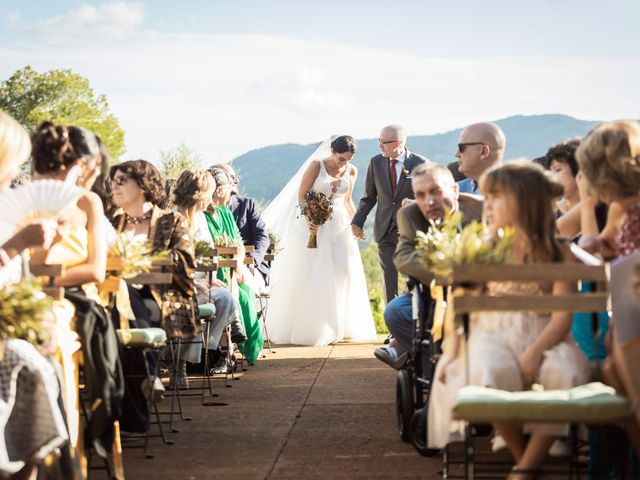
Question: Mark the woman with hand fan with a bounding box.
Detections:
[0,113,59,277]
[0,112,72,480]
[29,122,124,462]
[29,122,107,287]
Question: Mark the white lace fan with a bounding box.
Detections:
[0,179,83,241]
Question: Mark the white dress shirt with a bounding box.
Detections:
[390,150,407,184]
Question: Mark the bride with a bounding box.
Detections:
[262,135,377,346]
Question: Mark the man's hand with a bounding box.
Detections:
[401,198,415,207]
[351,224,365,240]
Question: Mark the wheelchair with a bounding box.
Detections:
[395,277,442,457]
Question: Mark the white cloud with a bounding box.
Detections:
[31,1,146,42]
[1,3,639,163]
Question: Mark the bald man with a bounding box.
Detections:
[351,125,430,303]
[455,122,506,194]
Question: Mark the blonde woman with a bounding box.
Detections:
[0,111,68,480]
[173,169,242,365]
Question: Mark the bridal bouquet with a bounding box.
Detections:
[301,191,333,248]
[416,211,514,279]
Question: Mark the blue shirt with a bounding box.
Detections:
[457,177,479,194]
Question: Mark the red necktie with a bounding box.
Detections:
[389,158,398,193]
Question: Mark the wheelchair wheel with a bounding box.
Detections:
[410,407,439,457]
[396,369,414,442]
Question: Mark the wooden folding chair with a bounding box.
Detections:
[443,263,634,479]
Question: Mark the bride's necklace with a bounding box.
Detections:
[125,211,152,225]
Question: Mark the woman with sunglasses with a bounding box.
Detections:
[110,160,200,389]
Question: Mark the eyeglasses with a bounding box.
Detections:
[379,139,398,145]
[112,174,130,186]
[457,142,486,153]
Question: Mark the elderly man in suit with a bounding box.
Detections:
[210,164,270,291]
[351,125,429,303]
[374,163,482,368]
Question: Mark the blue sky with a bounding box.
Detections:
[1,0,639,161]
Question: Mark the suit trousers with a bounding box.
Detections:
[378,226,399,304]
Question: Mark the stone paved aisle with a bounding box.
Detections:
[120,342,442,479]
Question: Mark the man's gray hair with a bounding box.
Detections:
[383,124,407,144]
[411,163,454,182]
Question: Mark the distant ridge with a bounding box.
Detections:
[233,114,599,203]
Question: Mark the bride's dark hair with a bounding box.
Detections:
[331,135,356,154]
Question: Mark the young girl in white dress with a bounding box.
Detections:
[263,135,376,346]
[427,162,589,478]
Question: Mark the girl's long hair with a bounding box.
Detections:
[480,162,565,263]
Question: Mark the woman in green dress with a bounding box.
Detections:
[198,167,263,365]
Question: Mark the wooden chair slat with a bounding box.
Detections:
[452,293,609,313]
[452,264,607,283]
[218,259,240,269]
[195,263,218,272]
[125,272,173,285]
[215,246,239,256]
[153,257,173,267]
[245,245,255,253]
[30,264,65,277]
[243,257,254,265]
[264,254,275,262]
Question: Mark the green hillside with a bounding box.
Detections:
[233,114,599,204]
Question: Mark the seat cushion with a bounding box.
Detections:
[198,303,216,319]
[117,327,167,347]
[453,382,634,423]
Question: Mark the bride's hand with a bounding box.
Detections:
[308,222,318,233]
[351,224,365,240]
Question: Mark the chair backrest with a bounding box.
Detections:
[30,263,65,300]
[125,257,174,286]
[450,263,609,314]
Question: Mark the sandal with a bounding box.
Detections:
[507,467,538,480]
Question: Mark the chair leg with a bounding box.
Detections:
[168,339,191,432]
[201,320,217,405]
[142,348,173,458]
[259,296,275,354]
[223,326,234,387]
[463,422,475,480]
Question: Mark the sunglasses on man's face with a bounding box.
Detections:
[457,142,486,153]
[379,139,398,145]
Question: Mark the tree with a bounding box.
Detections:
[0,66,126,159]
[159,142,203,179]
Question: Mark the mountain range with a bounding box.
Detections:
[233,114,600,204]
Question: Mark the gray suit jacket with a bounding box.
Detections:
[393,194,483,286]
[352,151,429,242]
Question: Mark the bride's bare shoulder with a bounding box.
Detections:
[306,159,325,173]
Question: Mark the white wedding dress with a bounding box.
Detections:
[263,140,377,346]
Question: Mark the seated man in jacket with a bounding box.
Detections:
[374,163,482,368]
[210,164,270,291]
